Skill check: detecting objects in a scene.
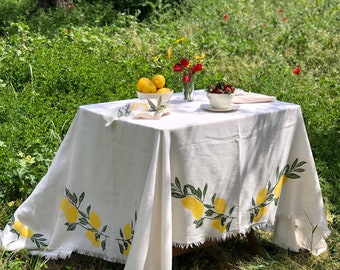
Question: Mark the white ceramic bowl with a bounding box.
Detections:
[207,93,234,109]
[136,90,173,104]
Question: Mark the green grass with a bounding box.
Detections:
[1,0,339,269]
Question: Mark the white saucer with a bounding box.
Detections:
[200,104,239,112]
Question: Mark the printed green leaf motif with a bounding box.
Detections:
[117,210,137,256]
[101,240,106,251]
[66,223,77,231]
[61,187,109,251]
[171,178,236,232]
[79,192,85,206]
[248,158,307,223]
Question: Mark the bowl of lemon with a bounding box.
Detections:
[136,75,173,104]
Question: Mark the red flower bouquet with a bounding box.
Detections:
[173,58,203,101]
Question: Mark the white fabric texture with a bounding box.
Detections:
[0,90,329,269]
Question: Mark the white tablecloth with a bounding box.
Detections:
[0,90,330,269]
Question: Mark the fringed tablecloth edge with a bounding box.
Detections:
[29,249,127,265]
[172,222,274,249]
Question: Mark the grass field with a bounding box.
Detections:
[0,0,339,269]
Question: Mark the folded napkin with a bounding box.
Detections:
[103,99,171,126]
[232,89,276,104]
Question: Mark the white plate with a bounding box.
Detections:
[200,104,239,112]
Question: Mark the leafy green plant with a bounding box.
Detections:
[0,0,339,269]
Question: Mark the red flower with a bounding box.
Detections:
[278,8,284,14]
[173,57,203,83]
[192,63,203,73]
[67,28,71,34]
[182,75,191,83]
[173,63,183,72]
[282,17,288,22]
[180,58,190,68]
[293,68,301,74]
[223,13,229,21]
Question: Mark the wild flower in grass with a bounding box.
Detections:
[167,49,171,59]
[223,13,229,21]
[293,67,301,75]
[282,17,288,22]
[195,53,206,60]
[279,8,284,14]
[175,37,185,43]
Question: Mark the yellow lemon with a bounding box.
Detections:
[151,75,166,89]
[20,226,34,238]
[211,219,226,233]
[13,220,24,233]
[123,223,132,239]
[214,197,227,214]
[255,187,268,205]
[89,211,101,229]
[181,195,204,220]
[136,78,157,93]
[274,175,287,198]
[86,230,101,248]
[129,102,149,111]
[64,204,79,223]
[123,243,131,256]
[253,206,267,222]
[156,87,172,93]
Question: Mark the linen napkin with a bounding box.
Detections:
[103,99,171,126]
[232,89,276,104]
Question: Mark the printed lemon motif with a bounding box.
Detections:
[253,206,267,222]
[60,197,79,223]
[211,219,226,233]
[151,74,166,89]
[86,230,101,248]
[20,227,34,238]
[256,187,268,205]
[136,77,157,93]
[214,197,227,214]
[123,223,132,239]
[123,243,131,256]
[274,175,287,198]
[13,220,34,238]
[89,211,101,229]
[13,220,24,233]
[181,195,204,220]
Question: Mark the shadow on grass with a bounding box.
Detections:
[43,229,339,270]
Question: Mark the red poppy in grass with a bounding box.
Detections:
[192,63,203,73]
[293,68,301,74]
[174,63,183,72]
[282,17,288,22]
[180,58,190,68]
[182,75,191,83]
[223,14,229,21]
[279,9,284,14]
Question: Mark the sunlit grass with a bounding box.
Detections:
[0,0,339,268]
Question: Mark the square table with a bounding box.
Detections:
[0,90,330,269]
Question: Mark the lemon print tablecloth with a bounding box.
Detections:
[0,90,330,269]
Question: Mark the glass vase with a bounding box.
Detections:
[182,81,195,102]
